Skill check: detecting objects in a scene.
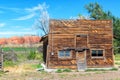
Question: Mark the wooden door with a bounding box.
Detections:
[76,51,86,70]
[76,34,87,70]
[76,51,85,63]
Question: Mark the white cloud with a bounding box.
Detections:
[25,3,48,12]
[0,7,21,13]
[11,3,49,21]
[25,4,42,12]
[13,13,35,20]
[0,23,5,27]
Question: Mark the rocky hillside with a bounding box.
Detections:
[0,36,41,45]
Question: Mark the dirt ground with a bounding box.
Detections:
[0,61,120,80]
[0,70,120,80]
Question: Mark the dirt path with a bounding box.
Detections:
[0,69,120,80]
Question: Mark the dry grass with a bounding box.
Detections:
[0,60,120,80]
[0,54,120,80]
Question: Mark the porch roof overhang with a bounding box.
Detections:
[62,47,89,52]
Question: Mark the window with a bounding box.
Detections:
[91,50,104,57]
[58,50,71,58]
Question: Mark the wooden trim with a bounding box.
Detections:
[85,50,87,68]
[87,34,88,47]
[89,44,112,45]
[112,20,114,66]
[90,49,105,59]
[57,50,72,59]
[74,34,77,48]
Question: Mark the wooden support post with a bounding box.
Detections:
[1,53,3,71]
[0,52,3,71]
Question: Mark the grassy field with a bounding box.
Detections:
[115,54,120,61]
[2,46,120,68]
[1,46,43,68]
[2,47,38,52]
[115,54,120,70]
[0,46,120,80]
[2,46,120,67]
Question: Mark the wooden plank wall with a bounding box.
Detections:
[47,19,114,69]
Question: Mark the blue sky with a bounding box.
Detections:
[0,0,120,38]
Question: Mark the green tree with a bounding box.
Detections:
[85,2,120,53]
[85,2,113,20]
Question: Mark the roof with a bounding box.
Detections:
[40,35,48,42]
[50,19,112,27]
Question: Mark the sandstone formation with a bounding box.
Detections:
[0,36,41,45]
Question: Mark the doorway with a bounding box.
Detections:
[75,34,87,70]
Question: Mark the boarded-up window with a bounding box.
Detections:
[91,50,103,57]
[76,34,87,48]
[58,50,71,58]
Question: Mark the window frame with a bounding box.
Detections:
[91,49,104,58]
[58,50,72,59]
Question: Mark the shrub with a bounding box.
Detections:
[110,67,118,71]
[115,54,120,61]
[31,64,43,69]
[85,69,105,72]
[17,53,27,62]
[35,52,43,61]
[0,71,5,76]
[27,50,43,61]
[4,51,17,62]
[85,68,118,72]
[4,60,17,67]
[27,51,36,60]
[115,62,120,65]
[56,68,72,73]
[63,68,71,72]
[55,69,63,73]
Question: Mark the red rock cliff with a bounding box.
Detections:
[0,36,41,45]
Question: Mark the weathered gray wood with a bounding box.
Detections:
[0,52,3,71]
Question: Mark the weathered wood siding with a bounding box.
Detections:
[47,19,114,69]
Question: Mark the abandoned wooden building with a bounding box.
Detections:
[41,19,114,70]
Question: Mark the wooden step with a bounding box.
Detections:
[77,62,86,70]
